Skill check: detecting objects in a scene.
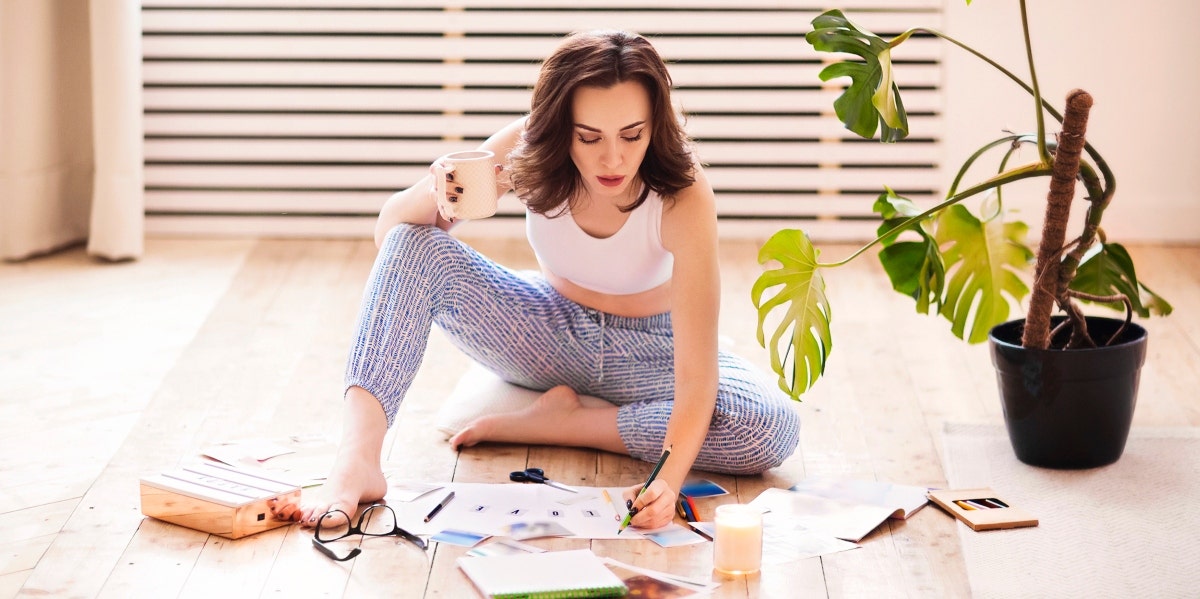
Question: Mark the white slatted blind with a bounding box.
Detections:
[141,1,944,239]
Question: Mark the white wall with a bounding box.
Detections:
[941,0,1200,243]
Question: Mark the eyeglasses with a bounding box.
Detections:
[312,504,427,561]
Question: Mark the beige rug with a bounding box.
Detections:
[941,423,1199,599]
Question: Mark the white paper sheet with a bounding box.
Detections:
[750,487,899,542]
[386,483,643,540]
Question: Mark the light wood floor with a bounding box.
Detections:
[2,236,1197,599]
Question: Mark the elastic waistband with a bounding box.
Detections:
[581,307,671,332]
[529,271,673,333]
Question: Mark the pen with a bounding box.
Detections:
[618,446,671,533]
[423,491,455,522]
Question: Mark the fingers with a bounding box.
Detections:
[439,171,465,223]
[431,164,459,223]
[624,479,677,529]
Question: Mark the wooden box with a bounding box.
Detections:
[140,461,301,539]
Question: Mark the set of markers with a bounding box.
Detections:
[952,497,1008,511]
[927,487,1038,531]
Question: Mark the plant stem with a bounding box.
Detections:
[897,26,1115,194]
[1018,0,1050,163]
[819,162,1050,268]
[1058,160,1109,289]
[947,134,1029,197]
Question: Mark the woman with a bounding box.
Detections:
[298,30,799,530]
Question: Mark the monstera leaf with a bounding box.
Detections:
[935,205,1033,343]
[806,10,909,142]
[1071,242,1174,318]
[873,189,945,315]
[752,230,833,400]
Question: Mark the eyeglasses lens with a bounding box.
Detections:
[315,510,352,542]
[359,505,398,536]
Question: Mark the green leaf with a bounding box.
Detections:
[879,242,946,316]
[1071,242,1174,317]
[935,205,1033,343]
[872,189,945,314]
[806,10,909,142]
[873,187,921,240]
[752,230,833,400]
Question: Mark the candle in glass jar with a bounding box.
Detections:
[712,503,763,575]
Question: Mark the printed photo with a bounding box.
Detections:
[642,524,707,548]
[431,528,491,547]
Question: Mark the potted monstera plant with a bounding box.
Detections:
[752,2,1173,468]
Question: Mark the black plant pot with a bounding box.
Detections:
[988,316,1147,469]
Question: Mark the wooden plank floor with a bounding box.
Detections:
[2,237,1197,598]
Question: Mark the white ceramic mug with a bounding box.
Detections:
[433,150,499,220]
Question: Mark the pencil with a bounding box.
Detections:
[618,446,671,533]
[601,489,624,521]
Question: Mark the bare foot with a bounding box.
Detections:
[297,446,388,528]
[449,385,585,449]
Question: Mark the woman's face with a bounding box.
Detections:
[568,80,653,204]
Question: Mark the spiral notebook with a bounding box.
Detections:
[457,549,627,598]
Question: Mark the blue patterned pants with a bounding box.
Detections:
[345,224,800,475]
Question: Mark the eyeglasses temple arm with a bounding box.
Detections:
[311,537,361,562]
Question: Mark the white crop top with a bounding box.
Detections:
[525,192,674,295]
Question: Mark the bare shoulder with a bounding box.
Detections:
[661,163,718,253]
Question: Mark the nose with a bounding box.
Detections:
[599,139,622,169]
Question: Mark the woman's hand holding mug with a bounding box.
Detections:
[432,150,501,222]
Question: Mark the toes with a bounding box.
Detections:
[449,426,477,450]
[298,502,336,528]
[278,504,300,522]
[298,506,321,527]
[268,497,302,522]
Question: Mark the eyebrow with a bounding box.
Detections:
[574,121,646,133]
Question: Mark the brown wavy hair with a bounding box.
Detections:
[508,30,695,215]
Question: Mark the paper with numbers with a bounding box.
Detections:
[385,482,641,540]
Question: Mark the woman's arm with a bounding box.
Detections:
[630,164,721,526]
[373,117,527,247]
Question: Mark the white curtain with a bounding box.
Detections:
[0,0,143,261]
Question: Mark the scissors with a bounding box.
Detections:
[509,467,578,493]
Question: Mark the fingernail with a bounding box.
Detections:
[629,507,640,516]
[625,499,633,509]
[446,173,455,182]
[455,186,464,193]
[448,196,458,203]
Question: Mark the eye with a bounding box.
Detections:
[576,135,600,145]
[622,132,644,143]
